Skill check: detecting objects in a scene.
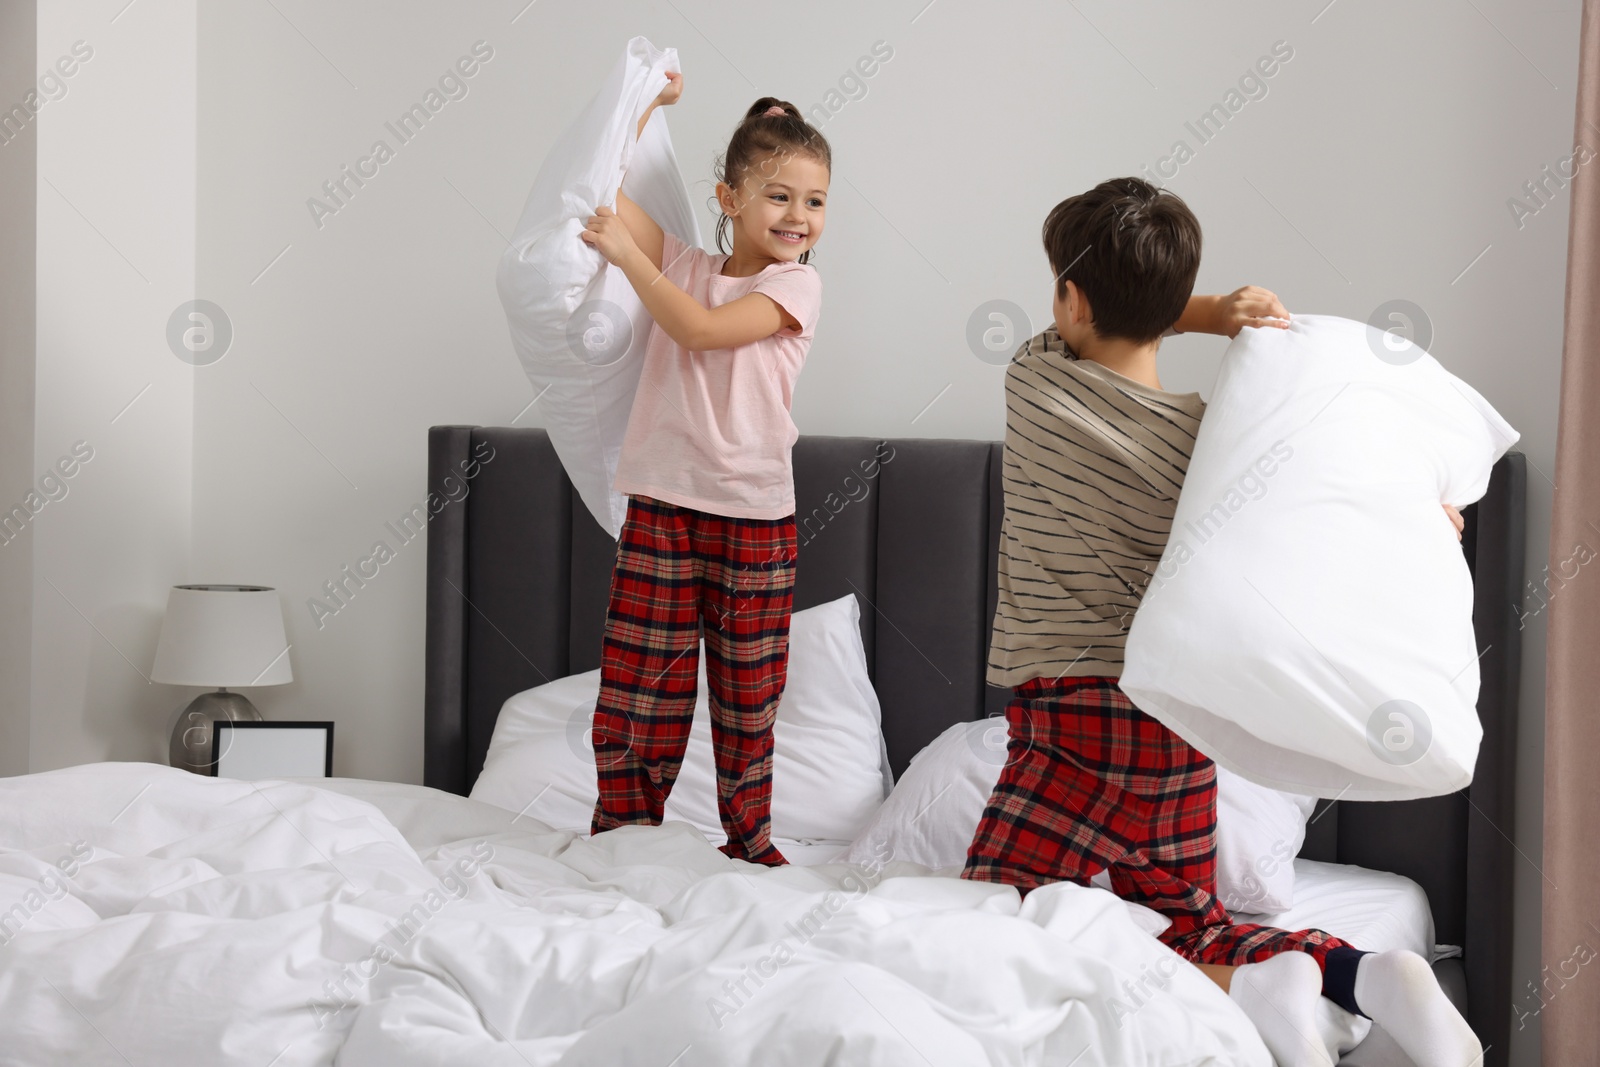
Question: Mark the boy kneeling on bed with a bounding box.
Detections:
[961,176,1481,1067]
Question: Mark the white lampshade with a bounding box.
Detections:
[151,585,293,687]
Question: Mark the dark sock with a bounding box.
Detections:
[1321,946,1372,1017]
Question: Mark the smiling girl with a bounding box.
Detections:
[578,77,828,866]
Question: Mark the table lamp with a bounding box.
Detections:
[152,584,292,774]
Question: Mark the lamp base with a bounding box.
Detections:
[169,690,263,775]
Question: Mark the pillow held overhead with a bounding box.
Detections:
[1120,314,1518,801]
[496,36,700,538]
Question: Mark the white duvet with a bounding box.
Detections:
[0,763,1271,1066]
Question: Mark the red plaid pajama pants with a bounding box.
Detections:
[590,494,796,866]
[962,675,1356,975]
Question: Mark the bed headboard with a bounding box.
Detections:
[423,425,1524,1064]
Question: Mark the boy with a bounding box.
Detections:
[962,177,1480,1067]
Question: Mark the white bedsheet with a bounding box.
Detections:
[1245,858,1436,961]
[0,764,1272,1066]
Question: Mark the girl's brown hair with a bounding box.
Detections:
[713,97,832,265]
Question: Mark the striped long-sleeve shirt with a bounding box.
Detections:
[987,327,1207,687]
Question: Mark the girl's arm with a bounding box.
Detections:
[609,72,683,271]
[634,71,682,140]
[1174,286,1290,337]
[581,205,798,350]
[582,72,800,350]
[614,192,665,272]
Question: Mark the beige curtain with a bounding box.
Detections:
[1543,1,1600,1063]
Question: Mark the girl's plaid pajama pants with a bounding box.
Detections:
[590,494,796,866]
[962,675,1356,977]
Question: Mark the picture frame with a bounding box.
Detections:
[211,721,334,780]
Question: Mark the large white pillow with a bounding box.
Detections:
[470,594,887,844]
[1120,315,1518,800]
[842,718,1315,912]
[495,36,700,538]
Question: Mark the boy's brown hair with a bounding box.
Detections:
[1042,177,1202,344]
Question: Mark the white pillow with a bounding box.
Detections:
[1120,315,1518,801]
[470,594,887,844]
[495,36,700,538]
[843,718,1315,912]
[1213,765,1317,913]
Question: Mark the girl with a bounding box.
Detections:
[578,76,829,866]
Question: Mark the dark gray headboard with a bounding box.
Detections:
[423,425,1524,1065]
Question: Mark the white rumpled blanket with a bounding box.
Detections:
[0,763,1269,1066]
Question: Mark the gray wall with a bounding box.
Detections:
[0,0,37,778]
[31,0,196,774]
[20,2,1584,1062]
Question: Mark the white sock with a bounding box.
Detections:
[1353,950,1482,1067]
[1229,951,1334,1067]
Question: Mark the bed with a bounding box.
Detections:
[0,426,1524,1066]
[423,425,1526,1066]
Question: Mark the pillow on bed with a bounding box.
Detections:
[1214,765,1317,913]
[842,718,1314,912]
[1121,314,1518,801]
[470,594,887,845]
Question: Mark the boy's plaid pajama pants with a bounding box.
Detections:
[962,675,1356,976]
[590,494,796,866]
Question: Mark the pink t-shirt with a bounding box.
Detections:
[613,231,823,520]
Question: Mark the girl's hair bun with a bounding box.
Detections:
[744,96,801,122]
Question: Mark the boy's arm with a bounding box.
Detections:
[1168,288,1462,539]
[1173,286,1291,337]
